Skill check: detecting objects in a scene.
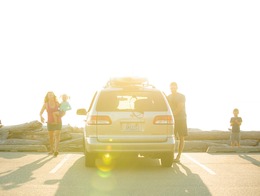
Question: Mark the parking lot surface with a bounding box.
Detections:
[0,152,259,196]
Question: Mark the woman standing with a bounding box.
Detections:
[39,91,62,157]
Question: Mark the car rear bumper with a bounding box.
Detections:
[84,137,175,152]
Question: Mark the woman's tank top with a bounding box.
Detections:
[46,102,61,123]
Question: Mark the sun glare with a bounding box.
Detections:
[0,1,260,131]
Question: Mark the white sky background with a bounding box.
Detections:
[0,1,260,130]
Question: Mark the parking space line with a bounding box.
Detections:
[184,154,216,175]
[50,154,72,174]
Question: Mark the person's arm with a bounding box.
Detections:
[230,118,235,126]
[39,103,46,123]
[173,102,185,116]
[237,118,242,125]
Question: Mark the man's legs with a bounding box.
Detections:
[176,136,184,161]
[174,119,187,161]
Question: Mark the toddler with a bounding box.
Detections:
[53,94,71,124]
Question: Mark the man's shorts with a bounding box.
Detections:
[174,119,188,138]
[230,132,240,143]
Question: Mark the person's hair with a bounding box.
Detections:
[233,108,239,113]
[44,91,58,103]
[61,94,70,100]
[170,82,178,87]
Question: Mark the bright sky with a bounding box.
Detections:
[1,1,260,131]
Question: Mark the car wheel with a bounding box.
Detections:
[82,137,86,155]
[85,151,96,167]
[161,152,173,167]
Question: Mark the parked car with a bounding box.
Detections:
[77,77,175,167]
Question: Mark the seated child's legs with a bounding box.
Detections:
[60,111,66,117]
[53,111,66,123]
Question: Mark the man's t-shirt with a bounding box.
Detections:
[167,92,186,120]
[230,117,242,133]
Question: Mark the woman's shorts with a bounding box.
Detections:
[230,132,240,142]
[47,123,62,131]
[174,119,188,138]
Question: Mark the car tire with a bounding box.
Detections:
[83,137,86,155]
[85,151,96,167]
[161,152,173,167]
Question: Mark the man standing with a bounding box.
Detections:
[167,82,188,162]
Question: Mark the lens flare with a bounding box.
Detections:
[91,172,117,192]
[96,153,115,176]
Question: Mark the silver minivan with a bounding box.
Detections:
[77,77,175,167]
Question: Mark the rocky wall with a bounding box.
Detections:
[0,121,259,153]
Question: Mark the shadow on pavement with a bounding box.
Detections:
[53,156,212,196]
[0,155,53,190]
[239,154,260,167]
[0,152,27,159]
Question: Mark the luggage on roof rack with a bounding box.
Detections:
[105,77,154,88]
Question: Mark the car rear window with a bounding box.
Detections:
[96,91,168,112]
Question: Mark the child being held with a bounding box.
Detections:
[53,94,71,124]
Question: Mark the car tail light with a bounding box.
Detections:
[153,115,174,125]
[87,115,112,125]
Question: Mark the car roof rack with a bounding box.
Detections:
[104,77,155,88]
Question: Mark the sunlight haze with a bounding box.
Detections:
[1,1,260,131]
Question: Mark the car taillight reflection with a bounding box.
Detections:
[153,115,174,125]
[87,115,112,125]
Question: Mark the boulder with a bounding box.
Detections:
[0,120,42,133]
[0,129,9,140]
[59,138,83,152]
[180,140,228,152]
[185,131,260,141]
[0,144,47,152]
[0,139,43,145]
[207,146,260,153]
[186,131,230,140]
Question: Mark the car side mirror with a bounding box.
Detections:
[76,108,87,115]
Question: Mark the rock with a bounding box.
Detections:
[0,139,43,145]
[186,131,230,140]
[241,131,260,140]
[0,120,42,133]
[201,139,259,146]
[59,138,83,152]
[207,146,260,153]
[186,131,260,141]
[69,132,83,139]
[0,144,47,152]
[181,140,228,152]
[0,121,260,152]
[0,130,9,140]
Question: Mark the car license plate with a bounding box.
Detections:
[122,123,142,131]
